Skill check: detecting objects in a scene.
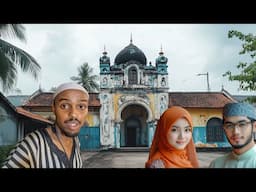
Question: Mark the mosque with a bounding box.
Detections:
[98,38,169,149]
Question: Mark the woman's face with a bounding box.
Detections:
[167,117,192,150]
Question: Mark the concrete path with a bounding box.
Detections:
[81,151,227,168]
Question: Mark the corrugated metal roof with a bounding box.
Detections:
[7,95,29,106]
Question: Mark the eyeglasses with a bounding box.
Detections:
[223,121,252,131]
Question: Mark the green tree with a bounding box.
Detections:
[223,30,256,103]
[71,62,99,92]
[0,24,41,93]
[223,30,256,90]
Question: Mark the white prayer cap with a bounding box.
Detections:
[53,82,89,101]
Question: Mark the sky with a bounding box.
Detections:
[2,24,256,96]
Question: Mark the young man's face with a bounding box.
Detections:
[223,116,254,149]
[52,89,89,137]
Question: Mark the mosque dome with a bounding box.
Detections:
[114,42,147,65]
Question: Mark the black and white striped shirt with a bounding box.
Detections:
[2,128,83,168]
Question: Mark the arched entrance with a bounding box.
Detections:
[120,104,148,147]
[206,117,225,143]
[125,116,140,146]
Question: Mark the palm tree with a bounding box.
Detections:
[71,62,99,92]
[0,24,41,93]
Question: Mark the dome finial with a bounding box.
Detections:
[103,44,107,55]
[130,33,133,44]
[159,44,164,55]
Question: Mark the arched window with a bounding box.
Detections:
[128,67,137,85]
[161,77,166,86]
[206,117,224,142]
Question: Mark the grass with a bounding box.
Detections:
[0,145,15,167]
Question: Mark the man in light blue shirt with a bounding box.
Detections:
[209,102,256,168]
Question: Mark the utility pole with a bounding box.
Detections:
[197,72,210,92]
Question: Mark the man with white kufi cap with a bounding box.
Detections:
[3,82,89,168]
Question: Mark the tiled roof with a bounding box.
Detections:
[0,92,53,124]
[168,92,236,108]
[24,92,101,107]
[23,91,237,109]
[16,107,53,124]
[88,93,101,107]
[24,92,53,106]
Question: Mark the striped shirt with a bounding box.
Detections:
[2,128,83,168]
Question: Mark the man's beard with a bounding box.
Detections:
[60,128,79,137]
[56,117,80,137]
[229,128,253,149]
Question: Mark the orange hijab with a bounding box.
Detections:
[145,106,199,168]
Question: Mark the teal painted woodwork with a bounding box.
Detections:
[79,126,100,151]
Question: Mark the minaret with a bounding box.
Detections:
[99,45,110,74]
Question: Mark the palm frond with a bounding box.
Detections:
[71,62,100,92]
[0,24,26,42]
[0,51,17,92]
[0,38,41,79]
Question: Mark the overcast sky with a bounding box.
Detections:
[2,24,256,96]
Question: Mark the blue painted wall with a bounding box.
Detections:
[79,126,100,151]
[0,104,18,145]
[193,126,231,148]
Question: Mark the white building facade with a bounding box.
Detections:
[99,40,169,149]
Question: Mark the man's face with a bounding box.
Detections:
[223,116,253,149]
[52,89,89,137]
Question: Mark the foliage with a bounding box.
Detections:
[0,24,41,93]
[71,62,99,92]
[0,145,15,167]
[223,30,256,102]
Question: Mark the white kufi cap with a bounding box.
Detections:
[53,82,88,101]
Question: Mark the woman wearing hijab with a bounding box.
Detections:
[145,106,199,168]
